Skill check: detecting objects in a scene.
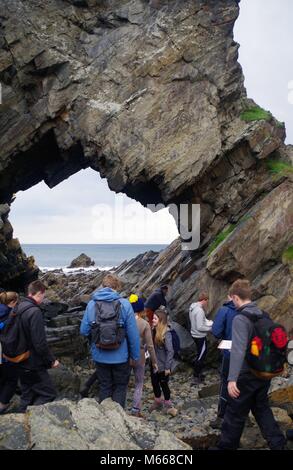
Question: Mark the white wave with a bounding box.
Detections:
[40,266,114,274]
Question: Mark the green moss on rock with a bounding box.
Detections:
[240,105,272,122]
[208,224,236,256]
[267,160,293,177]
[282,246,293,264]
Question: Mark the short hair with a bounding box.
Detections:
[229,279,252,301]
[27,280,46,296]
[102,274,122,291]
[198,292,209,302]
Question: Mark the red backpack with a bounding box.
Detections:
[241,311,288,379]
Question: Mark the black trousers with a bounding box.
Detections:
[0,363,19,405]
[218,371,286,450]
[217,354,230,418]
[150,368,171,401]
[95,362,131,409]
[192,337,208,377]
[19,369,57,412]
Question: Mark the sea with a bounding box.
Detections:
[22,244,167,273]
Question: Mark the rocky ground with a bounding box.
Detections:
[2,361,292,450]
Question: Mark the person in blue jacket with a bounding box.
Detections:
[80,274,140,409]
[211,295,237,428]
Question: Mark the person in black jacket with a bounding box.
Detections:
[144,285,169,326]
[17,281,59,412]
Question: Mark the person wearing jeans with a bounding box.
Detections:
[211,297,237,428]
[80,275,140,409]
[95,362,131,408]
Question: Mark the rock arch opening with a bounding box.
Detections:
[8,166,179,272]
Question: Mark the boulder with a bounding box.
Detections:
[269,384,293,418]
[0,399,192,450]
[69,253,95,268]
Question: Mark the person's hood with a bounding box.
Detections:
[238,302,263,318]
[0,303,10,318]
[92,287,121,302]
[15,297,39,314]
[223,300,236,310]
[191,301,204,310]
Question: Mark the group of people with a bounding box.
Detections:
[0,282,58,414]
[189,279,290,450]
[0,275,292,450]
[79,277,178,417]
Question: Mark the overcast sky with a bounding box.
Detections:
[10,0,293,244]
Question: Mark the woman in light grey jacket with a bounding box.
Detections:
[149,309,177,417]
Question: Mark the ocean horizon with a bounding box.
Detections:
[22,244,168,271]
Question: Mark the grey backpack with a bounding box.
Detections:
[91,300,125,350]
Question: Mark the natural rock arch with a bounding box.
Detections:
[0,0,292,331]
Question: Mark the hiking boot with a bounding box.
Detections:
[210,417,223,430]
[149,400,163,412]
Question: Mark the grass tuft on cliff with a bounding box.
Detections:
[267,160,293,177]
[208,224,236,256]
[282,246,293,264]
[240,105,272,122]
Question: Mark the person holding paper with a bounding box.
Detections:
[210,296,237,428]
[189,292,213,385]
[216,279,286,450]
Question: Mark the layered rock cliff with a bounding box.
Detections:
[0,1,292,330]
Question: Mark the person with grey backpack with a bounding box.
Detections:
[80,274,140,409]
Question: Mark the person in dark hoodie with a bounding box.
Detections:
[144,285,169,326]
[16,281,59,413]
[217,279,286,450]
[0,291,19,414]
[210,295,237,428]
[80,274,140,409]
